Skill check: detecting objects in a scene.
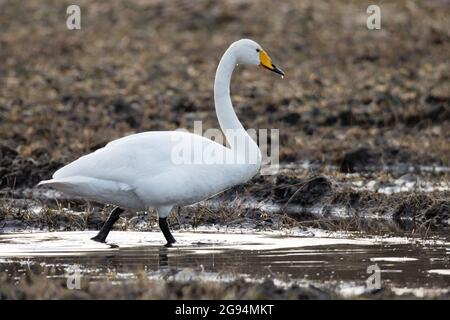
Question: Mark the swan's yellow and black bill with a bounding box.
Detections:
[259,49,285,77]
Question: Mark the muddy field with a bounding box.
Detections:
[0,0,449,299]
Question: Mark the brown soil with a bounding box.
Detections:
[0,271,333,300]
[0,1,449,300]
[0,0,449,182]
[1,1,449,215]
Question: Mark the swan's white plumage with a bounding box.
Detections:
[38,39,279,218]
[40,131,258,213]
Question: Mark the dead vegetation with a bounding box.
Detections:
[0,0,449,236]
[1,0,449,302]
[1,264,446,300]
[0,269,332,300]
[0,0,449,182]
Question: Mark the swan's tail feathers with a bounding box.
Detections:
[36,176,143,211]
[37,179,56,187]
[37,176,135,192]
[36,177,87,192]
[37,178,70,188]
[37,178,97,202]
[36,179,74,193]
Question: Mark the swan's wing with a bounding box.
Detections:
[38,176,145,209]
[53,131,230,185]
[45,131,255,208]
[104,131,167,148]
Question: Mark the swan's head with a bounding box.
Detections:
[230,39,284,77]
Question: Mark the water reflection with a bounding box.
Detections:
[0,231,449,298]
[158,247,169,270]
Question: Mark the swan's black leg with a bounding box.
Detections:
[158,247,169,269]
[91,207,124,243]
[159,217,176,247]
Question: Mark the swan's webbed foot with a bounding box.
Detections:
[159,217,176,247]
[91,207,124,243]
[91,234,107,243]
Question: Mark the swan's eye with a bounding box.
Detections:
[256,48,260,52]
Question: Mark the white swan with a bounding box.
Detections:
[38,39,284,246]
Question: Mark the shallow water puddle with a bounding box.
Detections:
[0,231,449,297]
[0,231,383,255]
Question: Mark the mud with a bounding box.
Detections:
[1,0,449,170]
[0,144,62,189]
[1,162,449,233]
[0,231,449,299]
[0,0,449,300]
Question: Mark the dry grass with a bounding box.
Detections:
[0,270,331,300]
[2,265,446,300]
[0,0,448,182]
[0,0,449,237]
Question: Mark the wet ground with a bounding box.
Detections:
[0,0,449,299]
[1,160,449,299]
[0,230,449,299]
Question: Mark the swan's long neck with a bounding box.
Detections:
[214,48,261,165]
